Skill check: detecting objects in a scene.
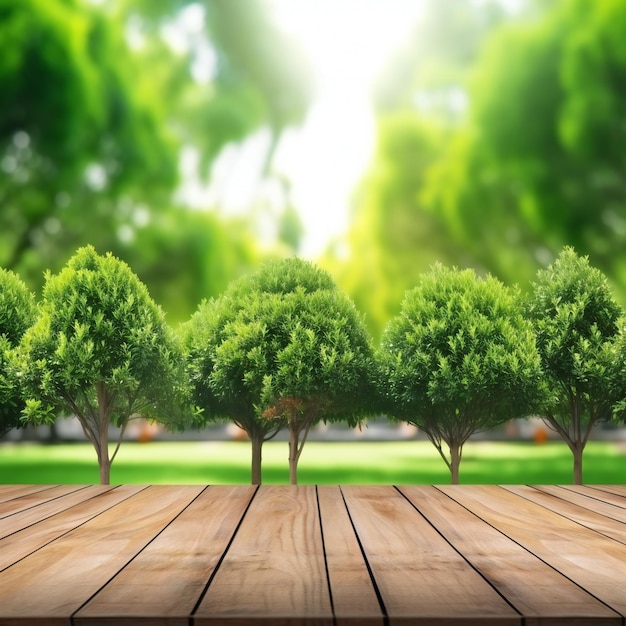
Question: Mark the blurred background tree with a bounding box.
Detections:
[0,0,176,278]
[323,0,626,339]
[0,0,311,323]
[3,0,626,341]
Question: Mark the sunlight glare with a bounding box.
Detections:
[272,0,426,256]
[197,1,425,256]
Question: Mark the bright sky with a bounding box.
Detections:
[271,0,426,257]
[183,0,426,258]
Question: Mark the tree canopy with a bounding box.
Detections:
[0,0,177,277]
[6,0,626,347]
[525,246,626,483]
[326,0,626,338]
[0,268,36,436]
[437,0,626,280]
[0,0,312,324]
[17,245,191,483]
[184,258,376,484]
[380,264,542,483]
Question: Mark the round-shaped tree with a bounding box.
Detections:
[0,268,37,436]
[183,258,376,484]
[17,246,189,484]
[183,289,285,486]
[526,246,626,484]
[380,264,542,483]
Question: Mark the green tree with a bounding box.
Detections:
[323,113,469,340]
[115,209,261,325]
[428,0,626,291]
[184,258,376,484]
[0,0,178,280]
[183,288,285,486]
[123,0,312,174]
[0,268,36,436]
[325,0,512,340]
[525,247,626,484]
[17,246,191,484]
[1,0,312,324]
[380,264,542,483]
[334,0,626,339]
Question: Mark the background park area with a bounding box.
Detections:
[1,419,625,485]
[3,1,626,487]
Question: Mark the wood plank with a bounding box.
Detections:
[316,486,383,626]
[0,485,140,571]
[438,485,626,618]
[533,486,626,520]
[0,484,58,504]
[340,485,520,625]
[0,484,623,625]
[559,485,626,510]
[0,485,203,624]
[0,484,115,541]
[0,485,89,519]
[399,485,621,626]
[588,485,626,498]
[194,484,333,626]
[74,485,256,626]
[504,485,625,541]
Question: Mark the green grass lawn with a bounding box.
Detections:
[0,439,624,484]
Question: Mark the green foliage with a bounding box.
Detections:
[204,0,312,135]
[17,245,191,482]
[0,0,178,277]
[434,0,626,285]
[333,0,626,340]
[323,113,464,340]
[183,258,376,483]
[0,268,37,345]
[380,264,542,482]
[525,246,626,482]
[0,0,312,328]
[116,209,261,325]
[257,290,374,423]
[326,0,519,340]
[0,268,36,435]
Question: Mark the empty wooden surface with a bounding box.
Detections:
[0,484,624,625]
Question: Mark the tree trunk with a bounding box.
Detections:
[95,381,112,485]
[99,454,111,485]
[95,424,111,485]
[250,434,263,485]
[450,442,461,485]
[288,424,299,485]
[572,444,584,485]
[261,127,281,177]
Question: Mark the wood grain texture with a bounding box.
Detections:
[0,485,202,622]
[588,485,626,498]
[559,485,626,510]
[0,485,139,570]
[341,485,520,625]
[317,486,383,626]
[400,485,621,625]
[0,484,57,504]
[74,485,256,626]
[503,485,626,542]
[0,484,624,625]
[194,484,333,626]
[0,485,91,520]
[438,484,626,618]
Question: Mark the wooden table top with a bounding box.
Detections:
[0,484,624,625]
